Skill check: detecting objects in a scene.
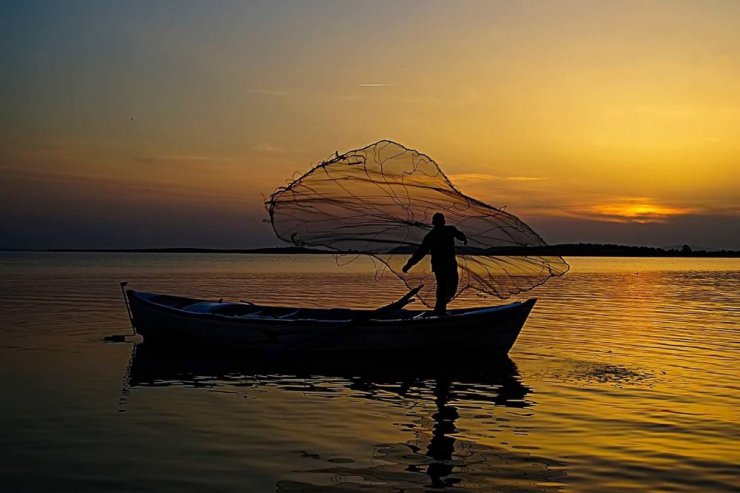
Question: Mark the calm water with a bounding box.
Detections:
[0,253,738,492]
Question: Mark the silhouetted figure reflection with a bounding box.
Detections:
[402,212,468,316]
[426,379,460,487]
[124,345,571,491]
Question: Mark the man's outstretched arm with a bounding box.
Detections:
[402,238,430,273]
[454,228,468,245]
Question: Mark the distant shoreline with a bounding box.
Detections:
[1,244,738,257]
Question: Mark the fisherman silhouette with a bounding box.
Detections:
[402,213,467,316]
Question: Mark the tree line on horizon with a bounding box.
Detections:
[39,243,740,257]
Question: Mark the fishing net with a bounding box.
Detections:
[267,140,568,305]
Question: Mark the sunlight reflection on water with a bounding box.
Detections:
[0,253,738,492]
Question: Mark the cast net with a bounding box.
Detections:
[266,140,568,305]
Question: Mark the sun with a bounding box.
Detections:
[590,202,698,223]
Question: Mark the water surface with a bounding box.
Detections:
[0,253,738,492]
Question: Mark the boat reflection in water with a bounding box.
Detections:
[125,345,567,491]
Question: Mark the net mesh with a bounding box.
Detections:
[267,140,568,305]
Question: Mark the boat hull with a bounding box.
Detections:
[126,291,536,356]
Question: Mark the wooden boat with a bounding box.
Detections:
[125,289,536,356]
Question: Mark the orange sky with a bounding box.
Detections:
[1,1,738,249]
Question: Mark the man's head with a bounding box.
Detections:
[432,212,446,227]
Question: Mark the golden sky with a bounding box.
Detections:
[1,1,738,249]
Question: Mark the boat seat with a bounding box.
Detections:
[237,310,264,318]
[210,302,261,316]
[276,310,301,319]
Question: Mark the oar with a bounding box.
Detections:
[104,281,137,342]
[267,285,423,358]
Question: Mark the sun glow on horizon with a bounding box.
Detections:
[585,202,700,224]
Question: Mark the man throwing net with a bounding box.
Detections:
[402,213,467,316]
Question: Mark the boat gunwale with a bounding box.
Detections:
[128,290,535,328]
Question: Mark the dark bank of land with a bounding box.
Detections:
[471,243,740,258]
[34,243,740,257]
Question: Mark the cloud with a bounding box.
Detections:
[141,154,237,164]
[505,176,548,181]
[576,200,701,224]
[448,173,548,183]
[443,174,726,227]
[247,88,291,96]
[252,142,281,153]
[527,213,740,250]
